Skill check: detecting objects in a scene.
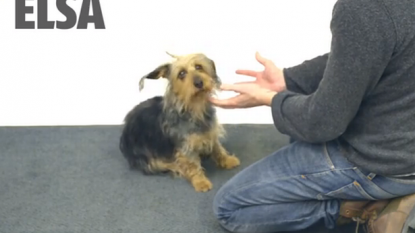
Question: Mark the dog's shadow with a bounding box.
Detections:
[200,139,271,178]
[200,127,290,178]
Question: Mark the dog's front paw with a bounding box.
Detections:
[220,155,240,170]
[192,177,213,192]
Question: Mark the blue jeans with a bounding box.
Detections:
[213,139,415,233]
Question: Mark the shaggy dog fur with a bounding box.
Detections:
[119,52,240,192]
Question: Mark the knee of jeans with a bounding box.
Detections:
[213,189,228,220]
[213,184,235,224]
[213,193,238,232]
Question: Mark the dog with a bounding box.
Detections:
[119,52,240,192]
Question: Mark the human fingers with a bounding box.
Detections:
[255,52,269,66]
[220,83,252,94]
[220,84,238,92]
[214,94,259,109]
[235,69,259,77]
[229,81,257,86]
[209,96,239,109]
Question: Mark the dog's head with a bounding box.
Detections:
[139,52,221,102]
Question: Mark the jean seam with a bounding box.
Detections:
[222,211,326,229]
[301,167,355,178]
[323,142,335,170]
[383,176,415,184]
[221,168,350,204]
[353,167,396,197]
[218,167,357,212]
[218,174,304,210]
[319,181,375,200]
[354,180,377,200]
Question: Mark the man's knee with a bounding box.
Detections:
[212,183,239,232]
[212,185,230,221]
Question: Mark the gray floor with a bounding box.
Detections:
[0,125,360,233]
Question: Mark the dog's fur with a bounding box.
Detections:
[119,52,240,192]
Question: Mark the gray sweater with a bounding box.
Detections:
[271,0,415,176]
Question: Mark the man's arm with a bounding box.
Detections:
[284,53,329,95]
[270,0,396,143]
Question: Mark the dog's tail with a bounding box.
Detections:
[119,132,152,174]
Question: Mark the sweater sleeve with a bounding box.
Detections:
[271,0,396,143]
[283,53,329,95]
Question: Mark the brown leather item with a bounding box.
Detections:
[337,193,415,233]
[337,200,369,225]
[339,200,371,219]
[360,200,391,221]
[367,193,415,233]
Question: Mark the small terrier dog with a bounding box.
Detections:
[119,52,240,192]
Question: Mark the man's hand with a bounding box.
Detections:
[236,52,286,92]
[209,83,277,109]
[209,52,282,109]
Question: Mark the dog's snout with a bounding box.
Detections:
[193,76,203,89]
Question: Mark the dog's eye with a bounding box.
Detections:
[195,65,202,70]
[178,70,186,79]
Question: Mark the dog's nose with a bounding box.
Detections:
[193,77,203,89]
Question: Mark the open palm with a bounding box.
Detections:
[236,52,286,92]
[209,52,282,109]
[210,82,274,109]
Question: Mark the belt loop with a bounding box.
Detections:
[367,173,376,180]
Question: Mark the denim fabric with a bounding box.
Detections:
[213,139,415,233]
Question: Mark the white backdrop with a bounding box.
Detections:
[0,0,336,126]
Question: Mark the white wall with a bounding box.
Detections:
[0,0,336,126]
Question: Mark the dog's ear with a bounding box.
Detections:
[166,51,180,59]
[209,59,221,84]
[139,63,170,91]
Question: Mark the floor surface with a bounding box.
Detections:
[0,125,364,233]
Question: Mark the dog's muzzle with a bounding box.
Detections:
[193,76,204,89]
